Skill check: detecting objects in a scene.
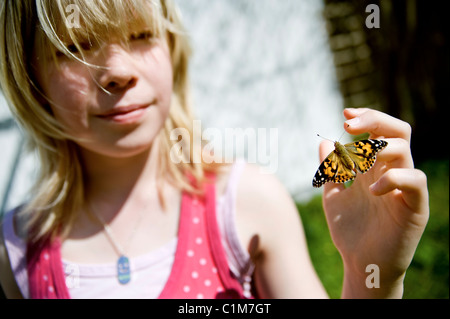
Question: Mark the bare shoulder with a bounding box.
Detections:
[233,163,302,253]
[237,163,294,211]
[215,161,294,220]
[0,212,24,299]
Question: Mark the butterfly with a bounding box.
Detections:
[312,138,388,188]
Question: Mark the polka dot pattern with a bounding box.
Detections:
[27,239,71,299]
[173,196,226,299]
[158,185,251,299]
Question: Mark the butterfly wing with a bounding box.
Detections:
[312,151,337,188]
[344,139,388,173]
[332,157,357,184]
[312,150,356,188]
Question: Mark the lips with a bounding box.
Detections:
[96,104,150,124]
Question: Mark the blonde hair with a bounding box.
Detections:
[0,0,216,243]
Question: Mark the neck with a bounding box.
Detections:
[79,139,161,220]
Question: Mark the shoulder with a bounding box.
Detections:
[231,163,302,253]
[237,163,300,224]
[0,210,25,298]
[214,161,304,253]
[215,161,291,204]
[238,163,293,209]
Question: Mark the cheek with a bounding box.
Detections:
[143,44,174,108]
[45,66,92,129]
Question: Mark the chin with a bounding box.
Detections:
[109,131,161,158]
[78,125,162,160]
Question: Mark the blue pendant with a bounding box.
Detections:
[117,255,131,285]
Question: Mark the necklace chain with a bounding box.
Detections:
[87,203,143,258]
[85,202,145,285]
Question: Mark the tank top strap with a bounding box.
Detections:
[204,175,246,298]
[159,174,246,299]
[27,237,70,299]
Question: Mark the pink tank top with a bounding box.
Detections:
[23,173,250,299]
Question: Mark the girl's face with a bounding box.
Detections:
[33,29,173,159]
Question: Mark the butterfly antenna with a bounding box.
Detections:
[337,124,351,142]
[316,134,334,143]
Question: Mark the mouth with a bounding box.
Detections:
[96,104,150,124]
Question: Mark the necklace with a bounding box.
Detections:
[87,204,143,285]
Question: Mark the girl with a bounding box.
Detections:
[0,0,428,299]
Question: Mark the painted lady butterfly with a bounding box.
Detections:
[312,139,388,188]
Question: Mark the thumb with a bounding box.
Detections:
[319,140,334,162]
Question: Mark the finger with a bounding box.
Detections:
[376,138,415,169]
[369,168,429,213]
[343,108,412,143]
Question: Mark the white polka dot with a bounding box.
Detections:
[183,285,190,293]
[195,237,203,245]
[48,286,54,293]
[44,253,49,260]
[204,279,211,287]
[191,271,199,279]
[192,217,200,224]
[43,275,48,281]
[187,250,194,257]
[212,267,218,274]
[217,287,224,293]
[199,258,207,266]
[197,293,204,299]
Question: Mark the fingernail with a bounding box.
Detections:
[345,117,360,127]
[345,108,364,114]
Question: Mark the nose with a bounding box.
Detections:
[97,44,138,94]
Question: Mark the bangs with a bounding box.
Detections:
[35,0,172,61]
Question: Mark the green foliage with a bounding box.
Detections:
[403,160,449,299]
[297,195,343,298]
[297,160,449,299]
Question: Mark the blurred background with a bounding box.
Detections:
[0,0,448,298]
